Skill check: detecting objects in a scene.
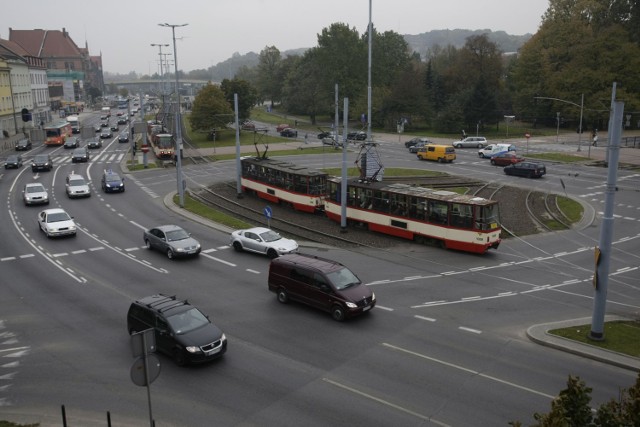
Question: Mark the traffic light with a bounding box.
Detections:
[21,108,32,122]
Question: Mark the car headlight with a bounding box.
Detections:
[185,346,200,354]
[371,292,376,301]
[345,302,357,308]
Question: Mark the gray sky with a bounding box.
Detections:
[2,0,550,75]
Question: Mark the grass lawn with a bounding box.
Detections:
[549,320,640,357]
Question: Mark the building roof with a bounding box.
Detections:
[0,38,27,61]
[9,28,84,58]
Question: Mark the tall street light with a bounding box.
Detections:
[150,43,169,96]
[534,94,584,152]
[159,22,188,208]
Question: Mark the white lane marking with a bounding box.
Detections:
[201,253,236,266]
[459,326,482,334]
[382,343,555,399]
[415,315,436,322]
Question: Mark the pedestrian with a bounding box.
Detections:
[461,129,466,140]
[592,129,598,147]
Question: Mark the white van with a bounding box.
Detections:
[478,143,516,158]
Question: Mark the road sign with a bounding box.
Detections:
[264,206,272,219]
[130,354,161,386]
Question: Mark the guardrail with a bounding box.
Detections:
[621,136,640,148]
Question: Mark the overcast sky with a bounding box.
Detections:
[2,0,550,75]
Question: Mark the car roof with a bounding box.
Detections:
[42,208,66,215]
[25,182,45,188]
[103,171,121,179]
[243,227,272,234]
[134,294,193,315]
[152,225,184,232]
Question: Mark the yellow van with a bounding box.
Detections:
[417,145,456,162]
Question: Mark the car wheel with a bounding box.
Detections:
[438,157,444,163]
[454,143,461,148]
[477,143,484,148]
[172,349,187,366]
[331,305,346,322]
[167,249,174,259]
[277,289,289,304]
[145,239,152,250]
[267,248,279,259]
[232,241,243,252]
[490,159,496,165]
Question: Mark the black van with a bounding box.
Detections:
[268,253,375,321]
[127,294,227,365]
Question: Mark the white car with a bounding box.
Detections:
[23,183,49,206]
[230,227,298,258]
[66,173,91,198]
[38,208,77,238]
[452,136,487,148]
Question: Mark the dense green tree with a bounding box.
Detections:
[256,46,282,106]
[220,78,259,120]
[512,0,640,130]
[281,52,324,125]
[188,83,233,132]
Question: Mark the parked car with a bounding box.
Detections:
[65,173,91,198]
[241,120,256,130]
[490,152,525,166]
[503,161,546,178]
[64,136,80,149]
[347,131,367,141]
[31,154,52,172]
[15,138,32,151]
[317,130,334,139]
[143,225,201,259]
[101,170,125,193]
[404,137,430,149]
[409,140,432,153]
[127,294,227,366]
[230,227,298,259]
[280,128,298,138]
[23,182,49,206]
[71,147,90,163]
[452,136,487,148]
[276,124,291,132]
[5,154,23,169]
[37,208,76,237]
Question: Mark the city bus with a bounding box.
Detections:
[44,122,73,146]
[117,98,129,110]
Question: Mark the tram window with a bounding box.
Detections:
[451,203,473,228]
[428,200,448,224]
[475,204,500,230]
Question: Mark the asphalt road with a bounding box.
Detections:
[1,114,638,426]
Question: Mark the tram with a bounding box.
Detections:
[240,157,327,213]
[325,178,501,254]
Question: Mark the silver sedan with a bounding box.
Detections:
[230,227,298,258]
[143,225,201,259]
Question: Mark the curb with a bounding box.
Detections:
[526,316,640,372]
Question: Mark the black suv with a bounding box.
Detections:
[31,154,52,172]
[503,161,547,178]
[127,294,227,366]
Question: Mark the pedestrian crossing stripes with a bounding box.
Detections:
[53,153,125,165]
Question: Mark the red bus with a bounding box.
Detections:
[44,122,73,146]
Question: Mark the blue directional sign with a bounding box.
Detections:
[264,206,272,219]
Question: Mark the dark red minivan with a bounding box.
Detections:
[268,253,375,321]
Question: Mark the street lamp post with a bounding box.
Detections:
[159,22,188,208]
[534,94,584,152]
[150,43,169,96]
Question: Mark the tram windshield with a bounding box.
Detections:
[475,204,500,230]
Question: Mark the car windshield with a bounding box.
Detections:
[26,185,45,193]
[106,174,121,182]
[326,267,361,290]
[7,155,18,161]
[69,178,86,186]
[259,230,282,242]
[167,308,209,334]
[165,229,190,241]
[48,212,71,223]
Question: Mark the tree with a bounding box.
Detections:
[188,83,233,132]
[281,52,324,124]
[220,78,258,120]
[511,373,640,427]
[256,46,282,106]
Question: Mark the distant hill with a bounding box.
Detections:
[207,29,531,80]
[404,29,532,57]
